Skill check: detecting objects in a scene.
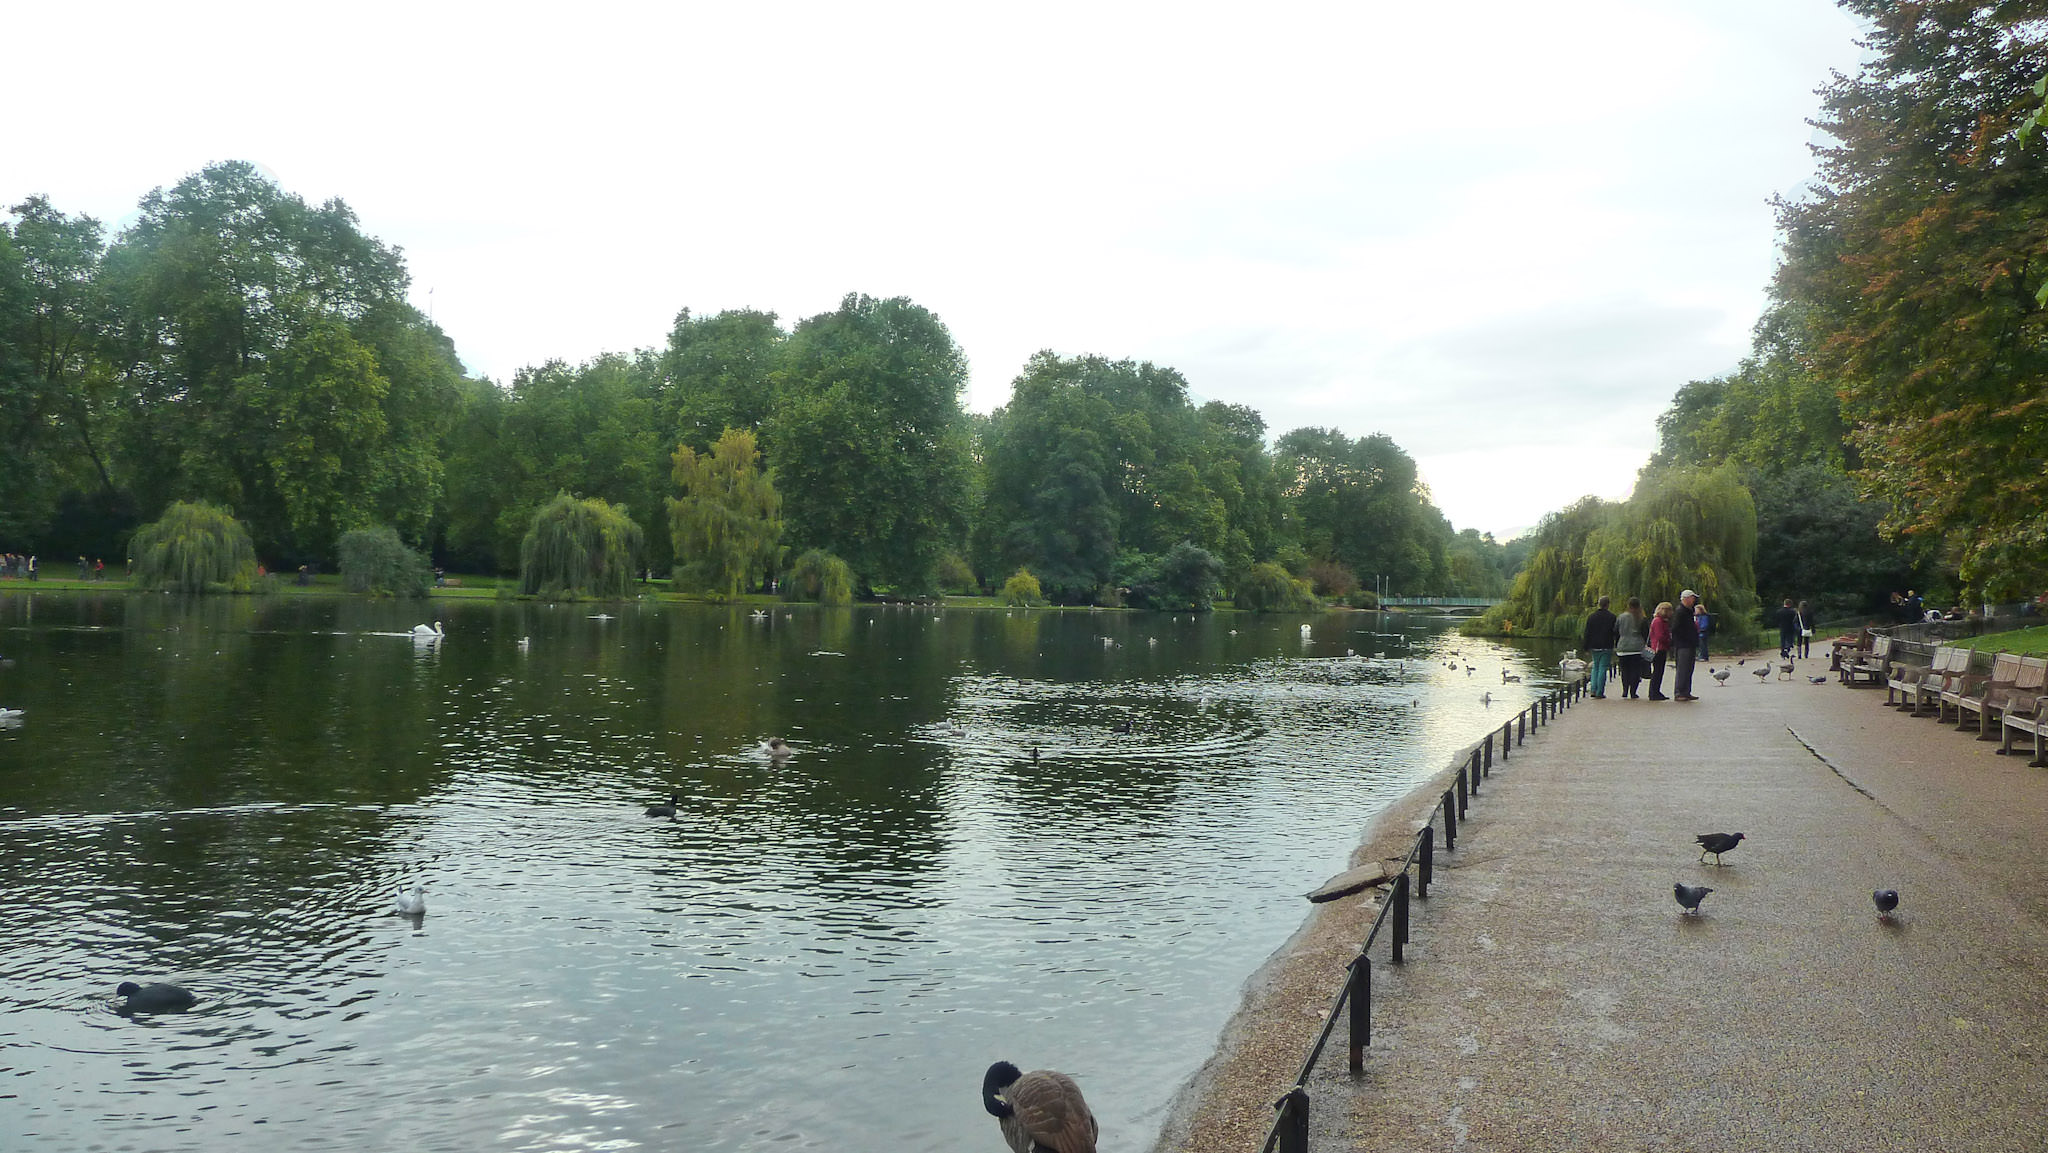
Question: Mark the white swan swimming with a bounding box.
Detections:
[394,885,427,916]
[0,707,22,720]
[411,622,445,639]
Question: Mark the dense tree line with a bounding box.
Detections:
[2,162,1518,604]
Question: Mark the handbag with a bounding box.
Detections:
[1801,628,1814,638]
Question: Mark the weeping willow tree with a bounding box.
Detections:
[130,502,260,593]
[339,526,432,597]
[1472,467,1758,638]
[669,428,782,600]
[518,493,644,599]
[783,549,854,606]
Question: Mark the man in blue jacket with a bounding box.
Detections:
[1581,595,1619,699]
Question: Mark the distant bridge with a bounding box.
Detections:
[1379,596,1500,614]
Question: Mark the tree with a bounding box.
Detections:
[130,501,259,593]
[339,525,432,596]
[1000,567,1042,606]
[1276,427,1448,592]
[1773,3,2048,598]
[769,293,971,594]
[669,427,782,599]
[518,493,643,599]
[659,308,784,451]
[1233,561,1318,613]
[1127,542,1226,612]
[783,548,854,605]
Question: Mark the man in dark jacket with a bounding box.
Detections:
[1672,589,1701,700]
[1582,595,1619,699]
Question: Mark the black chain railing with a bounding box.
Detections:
[1260,680,1585,1153]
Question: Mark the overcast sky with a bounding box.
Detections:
[3,1,1867,539]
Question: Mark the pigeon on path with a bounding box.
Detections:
[1873,888,1900,919]
[1674,883,1714,915]
[1695,831,1746,866]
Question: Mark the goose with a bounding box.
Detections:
[759,737,793,760]
[1710,667,1731,686]
[1502,670,1521,683]
[1751,665,1772,683]
[1778,660,1796,680]
[982,1061,1098,1153]
[116,981,197,1014]
[645,792,679,819]
[394,885,428,916]
[411,622,444,638]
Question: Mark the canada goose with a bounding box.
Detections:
[982,1061,1098,1153]
[394,885,428,916]
[116,981,197,1013]
[411,622,444,638]
[645,793,679,819]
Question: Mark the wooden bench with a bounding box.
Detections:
[1937,650,2005,725]
[1831,628,1874,673]
[1964,654,2048,741]
[1888,645,1958,714]
[2001,693,2048,767]
[1843,634,1892,687]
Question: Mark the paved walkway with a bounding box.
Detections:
[1312,654,2048,1152]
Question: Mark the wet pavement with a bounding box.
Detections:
[1307,652,2048,1152]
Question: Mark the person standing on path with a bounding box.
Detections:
[1647,601,1674,700]
[1582,595,1618,699]
[1694,601,1712,663]
[1796,599,1813,659]
[1775,597,1800,658]
[1672,589,1701,701]
[1614,597,1648,699]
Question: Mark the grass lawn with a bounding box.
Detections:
[1961,624,2048,656]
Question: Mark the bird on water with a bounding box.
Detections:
[1873,888,1900,919]
[982,1061,1098,1153]
[394,884,428,916]
[116,981,197,1013]
[1673,883,1714,915]
[645,792,679,819]
[1695,831,1745,866]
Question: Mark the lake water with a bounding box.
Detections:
[0,593,1561,1152]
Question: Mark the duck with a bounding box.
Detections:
[645,792,679,819]
[116,981,197,1014]
[411,622,445,638]
[759,737,794,760]
[1501,670,1522,683]
[982,1061,1098,1153]
[394,885,428,916]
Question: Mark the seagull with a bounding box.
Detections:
[1694,832,1746,866]
[645,792,679,818]
[1873,889,1900,919]
[1674,883,1714,916]
[394,885,428,916]
[982,1061,1098,1153]
[116,981,198,1013]
[1752,665,1772,683]
[1710,667,1731,686]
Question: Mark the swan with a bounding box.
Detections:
[116,981,197,1014]
[516,636,531,652]
[394,885,427,916]
[0,707,22,720]
[1300,624,1312,637]
[411,622,444,638]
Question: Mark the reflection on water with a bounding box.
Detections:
[0,595,1564,1151]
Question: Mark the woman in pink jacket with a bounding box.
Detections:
[1646,601,1674,701]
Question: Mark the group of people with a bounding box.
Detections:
[1580,590,1756,702]
[0,554,36,580]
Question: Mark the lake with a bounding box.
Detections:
[0,593,1560,1151]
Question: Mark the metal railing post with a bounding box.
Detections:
[1417,826,1434,898]
[1441,788,1457,849]
[1460,753,1473,811]
[1346,954,1371,1069]
[1391,872,1410,962]
[1482,731,1493,769]
[1276,1087,1310,1153]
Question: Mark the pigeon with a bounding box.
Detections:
[1710,667,1731,686]
[1674,883,1714,915]
[1809,675,1829,684]
[1752,665,1772,683]
[1873,889,1899,919]
[1695,831,1746,866]
[983,1061,1098,1153]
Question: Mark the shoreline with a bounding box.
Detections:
[1147,751,1471,1152]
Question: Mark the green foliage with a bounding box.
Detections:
[1148,542,1227,612]
[1000,567,1043,606]
[130,501,259,593]
[1276,427,1448,593]
[769,294,971,595]
[1773,4,2048,597]
[1233,561,1318,613]
[669,427,782,599]
[660,308,785,451]
[934,552,979,595]
[338,525,431,597]
[518,493,643,599]
[784,549,854,606]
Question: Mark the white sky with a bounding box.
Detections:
[2,1,1866,540]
